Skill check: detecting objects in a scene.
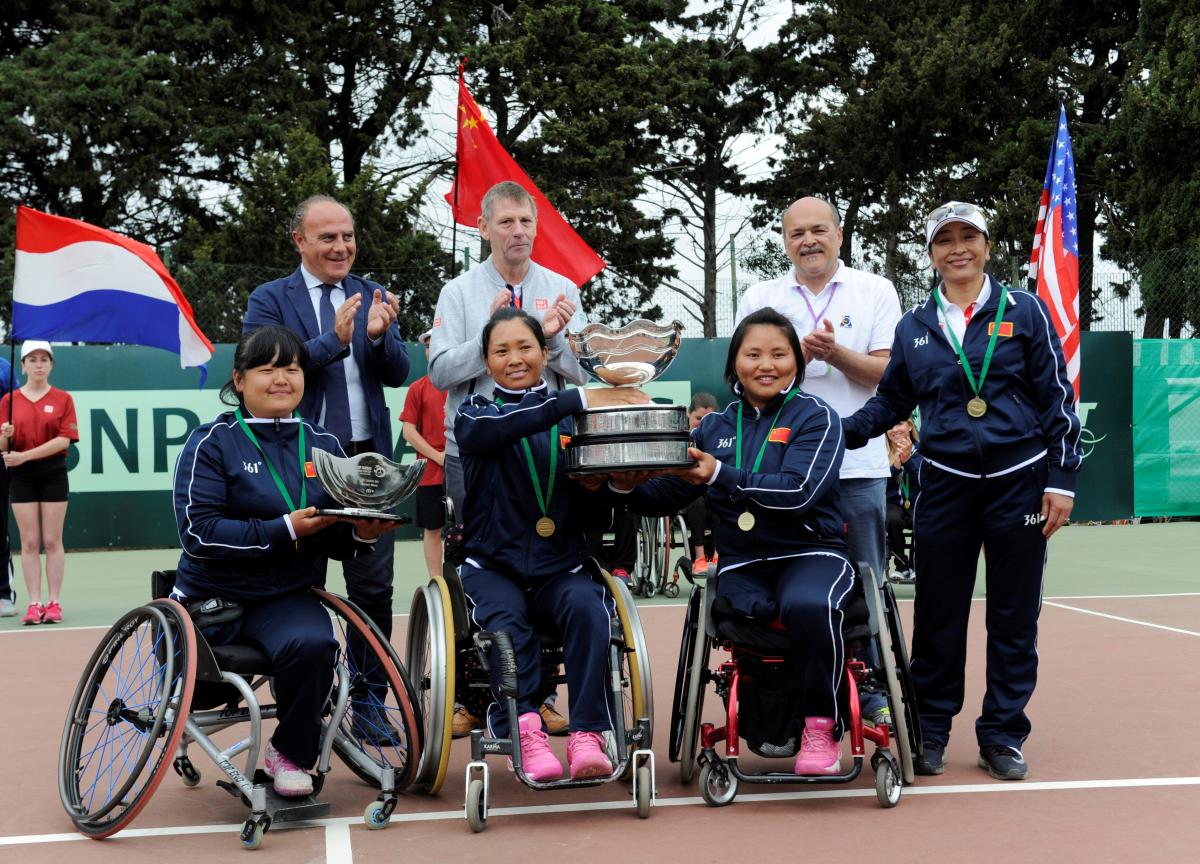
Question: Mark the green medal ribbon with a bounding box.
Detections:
[235,409,306,512]
[495,397,558,520]
[933,282,1009,403]
[736,388,800,471]
[899,473,910,503]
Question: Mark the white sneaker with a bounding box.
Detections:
[263,742,314,797]
[0,598,17,617]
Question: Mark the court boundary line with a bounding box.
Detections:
[1043,601,1200,637]
[7,775,1200,848]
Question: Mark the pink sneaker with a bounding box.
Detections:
[793,717,841,775]
[263,742,314,797]
[42,601,62,624]
[611,568,631,584]
[692,556,709,575]
[22,603,44,625]
[509,711,563,781]
[567,730,613,779]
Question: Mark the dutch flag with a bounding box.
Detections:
[12,205,213,379]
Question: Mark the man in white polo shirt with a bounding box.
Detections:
[736,196,902,719]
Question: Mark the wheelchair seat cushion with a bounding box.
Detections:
[209,643,274,675]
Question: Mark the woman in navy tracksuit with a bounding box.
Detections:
[613,307,854,776]
[455,307,649,782]
[173,326,395,797]
[843,202,1081,781]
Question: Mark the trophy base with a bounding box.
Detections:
[566,458,696,477]
[314,508,408,522]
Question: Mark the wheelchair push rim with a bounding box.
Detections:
[59,599,196,838]
[315,589,422,791]
[406,578,455,794]
[670,582,709,784]
[605,572,654,751]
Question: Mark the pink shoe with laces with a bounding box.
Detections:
[509,711,563,781]
[567,730,613,779]
[793,716,842,775]
[263,742,314,797]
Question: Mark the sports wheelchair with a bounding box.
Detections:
[669,562,921,808]
[632,514,685,599]
[406,558,655,830]
[58,571,422,849]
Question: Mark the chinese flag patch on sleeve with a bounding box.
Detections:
[304,461,317,478]
[988,321,1014,337]
[768,427,791,444]
[559,434,572,449]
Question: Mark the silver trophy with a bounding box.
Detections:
[312,449,426,521]
[564,319,695,475]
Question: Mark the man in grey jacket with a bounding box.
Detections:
[429,181,588,518]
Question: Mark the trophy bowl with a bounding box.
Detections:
[567,319,684,387]
[311,449,425,521]
[565,319,695,475]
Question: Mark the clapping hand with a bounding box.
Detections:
[541,293,577,339]
[801,319,837,362]
[366,289,399,339]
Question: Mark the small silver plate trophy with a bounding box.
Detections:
[564,319,695,475]
[311,449,426,522]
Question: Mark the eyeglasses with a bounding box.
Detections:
[926,202,983,223]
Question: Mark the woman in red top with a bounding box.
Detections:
[0,341,79,625]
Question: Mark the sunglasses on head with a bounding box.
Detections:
[927,202,983,223]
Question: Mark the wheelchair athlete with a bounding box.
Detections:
[612,307,854,775]
[454,306,647,781]
[173,326,398,797]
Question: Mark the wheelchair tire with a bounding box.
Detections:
[406,579,455,794]
[670,583,709,784]
[875,757,901,808]
[316,590,422,792]
[699,760,738,807]
[466,777,487,833]
[605,572,654,755]
[652,516,673,595]
[865,575,916,785]
[881,579,923,781]
[59,599,196,838]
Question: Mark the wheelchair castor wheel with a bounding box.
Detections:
[662,582,680,599]
[874,756,901,808]
[240,814,270,850]
[173,756,201,787]
[364,799,392,829]
[466,777,487,833]
[635,764,652,818]
[699,761,738,807]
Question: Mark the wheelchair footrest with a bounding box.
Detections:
[250,769,332,823]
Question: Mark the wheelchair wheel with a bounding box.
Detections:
[699,760,738,807]
[864,575,917,785]
[634,516,656,596]
[406,578,455,794]
[652,516,673,595]
[466,777,487,833]
[316,589,421,791]
[605,572,653,754]
[59,599,196,838]
[881,579,922,781]
[669,582,709,783]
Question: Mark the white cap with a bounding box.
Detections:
[20,340,54,360]
[925,201,989,248]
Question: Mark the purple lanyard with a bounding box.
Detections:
[796,282,839,331]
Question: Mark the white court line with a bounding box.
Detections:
[325,823,352,864]
[6,775,1200,847]
[1043,601,1200,637]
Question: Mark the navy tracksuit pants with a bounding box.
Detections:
[199,591,337,767]
[717,551,856,729]
[460,564,616,738]
[911,460,1048,749]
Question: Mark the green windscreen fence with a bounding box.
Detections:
[1133,339,1200,517]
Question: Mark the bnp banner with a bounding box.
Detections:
[4,332,1135,549]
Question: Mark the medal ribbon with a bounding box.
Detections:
[933,282,1009,402]
[235,409,306,511]
[736,388,800,471]
[496,397,557,519]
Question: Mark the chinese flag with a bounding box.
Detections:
[445,67,605,287]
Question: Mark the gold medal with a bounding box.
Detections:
[737,511,755,532]
[535,516,556,538]
[967,397,987,418]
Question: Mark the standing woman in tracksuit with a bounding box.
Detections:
[613,307,853,776]
[455,306,649,783]
[842,202,1081,781]
[173,325,397,798]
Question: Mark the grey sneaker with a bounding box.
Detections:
[0,598,17,617]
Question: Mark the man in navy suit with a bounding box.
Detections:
[243,196,410,673]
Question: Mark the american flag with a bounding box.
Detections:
[1028,104,1080,399]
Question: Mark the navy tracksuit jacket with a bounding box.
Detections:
[455,382,615,737]
[615,383,857,727]
[843,276,1082,749]
[173,411,376,766]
